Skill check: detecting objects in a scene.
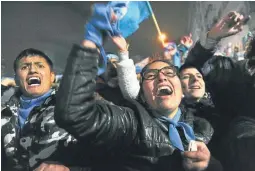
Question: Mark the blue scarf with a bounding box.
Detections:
[159,108,195,151]
[18,90,53,129]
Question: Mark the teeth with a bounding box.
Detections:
[157,86,172,95]
[29,77,40,81]
[28,77,41,85]
[158,86,171,91]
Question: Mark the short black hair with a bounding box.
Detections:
[179,63,203,76]
[13,48,53,72]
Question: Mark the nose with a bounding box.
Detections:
[157,71,167,82]
[29,64,37,73]
[190,75,199,83]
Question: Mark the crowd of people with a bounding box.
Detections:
[1,3,255,171]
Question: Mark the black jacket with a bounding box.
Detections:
[186,42,255,120]
[55,45,217,171]
[186,41,255,171]
[181,96,222,158]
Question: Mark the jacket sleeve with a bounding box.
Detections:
[55,44,138,149]
[186,41,236,88]
[185,41,215,69]
[116,54,140,100]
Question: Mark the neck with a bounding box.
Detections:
[184,97,201,104]
[168,108,179,119]
[21,89,52,100]
[152,107,179,119]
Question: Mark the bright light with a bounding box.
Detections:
[159,33,166,41]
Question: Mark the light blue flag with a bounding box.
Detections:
[109,1,151,38]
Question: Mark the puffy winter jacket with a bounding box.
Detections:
[55,44,219,171]
[1,89,91,171]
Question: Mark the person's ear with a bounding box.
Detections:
[50,72,56,84]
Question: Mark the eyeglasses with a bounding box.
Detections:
[142,66,177,80]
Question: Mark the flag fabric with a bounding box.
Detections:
[109,1,152,38]
[86,1,151,75]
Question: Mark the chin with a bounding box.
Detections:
[158,101,177,112]
[26,91,44,98]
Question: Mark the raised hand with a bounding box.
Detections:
[1,77,16,87]
[111,36,129,52]
[180,33,193,48]
[207,11,250,40]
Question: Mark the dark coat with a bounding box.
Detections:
[186,41,255,171]
[55,44,217,171]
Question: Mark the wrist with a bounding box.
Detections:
[118,51,129,61]
[82,40,98,50]
[200,32,220,50]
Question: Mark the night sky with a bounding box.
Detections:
[2,2,254,76]
[1,1,190,76]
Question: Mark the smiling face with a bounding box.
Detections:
[15,56,55,98]
[141,61,182,114]
[180,67,205,101]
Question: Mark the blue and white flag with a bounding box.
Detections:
[109,1,151,38]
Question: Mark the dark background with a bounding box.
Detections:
[2,1,255,76]
[1,1,190,76]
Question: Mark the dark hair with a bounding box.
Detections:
[13,48,53,72]
[179,63,203,76]
[245,37,255,59]
[140,59,178,83]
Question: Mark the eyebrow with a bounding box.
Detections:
[19,62,45,68]
[181,72,202,76]
[20,62,44,65]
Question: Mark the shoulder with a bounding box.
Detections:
[180,105,214,144]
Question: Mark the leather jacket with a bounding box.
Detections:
[55,45,214,171]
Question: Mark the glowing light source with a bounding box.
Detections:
[159,33,166,41]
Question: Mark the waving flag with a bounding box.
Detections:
[88,1,152,75]
[109,1,152,38]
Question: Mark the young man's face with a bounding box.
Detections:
[142,61,182,113]
[180,67,205,101]
[15,56,55,98]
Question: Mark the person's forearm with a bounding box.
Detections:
[185,32,219,68]
[116,51,140,100]
[55,44,99,140]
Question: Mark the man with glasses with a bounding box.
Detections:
[54,7,222,169]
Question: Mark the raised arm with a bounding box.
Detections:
[186,11,248,68]
[111,36,140,100]
[54,5,137,149]
[186,11,249,87]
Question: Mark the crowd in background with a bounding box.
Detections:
[1,3,255,171]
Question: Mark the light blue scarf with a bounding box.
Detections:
[18,89,53,129]
[159,108,196,151]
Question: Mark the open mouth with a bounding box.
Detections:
[27,77,41,86]
[156,86,173,96]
